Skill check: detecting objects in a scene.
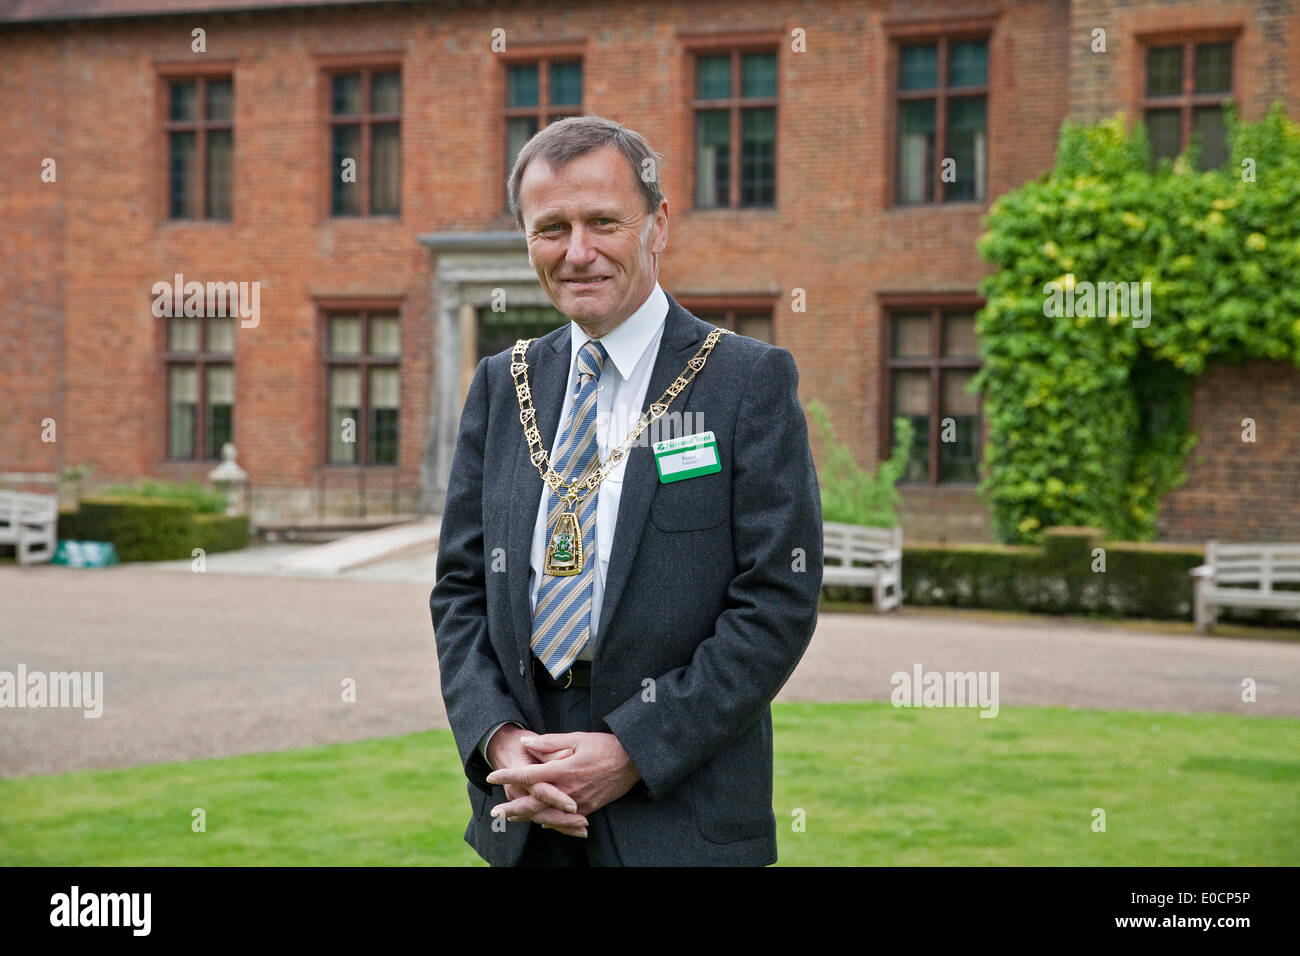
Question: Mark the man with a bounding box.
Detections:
[429,115,822,866]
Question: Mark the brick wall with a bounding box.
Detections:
[0,0,1295,539]
[0,31,66,479]
[1158,360,1300,542]
[1068,0,1297,126]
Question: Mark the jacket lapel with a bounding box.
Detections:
[507,328,571,661]
[594,295,708,645]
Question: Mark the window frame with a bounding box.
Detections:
[684,36,780,211]
[475,303,568,363]
[156,63,236,222]
[321,61,403,218]
[1138,30,1239,168]
[162,314,236,462]
[320,302,404,468]
[500,49,586,209]
[888,31,991,206]
[879,294,985,486]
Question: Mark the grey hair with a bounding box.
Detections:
[507,114,665,230]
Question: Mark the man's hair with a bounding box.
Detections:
[508,114,665,230]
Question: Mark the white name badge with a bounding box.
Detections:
[653,430,721,484]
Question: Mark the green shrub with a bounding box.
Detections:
[97,478,227,515]
[807,399,913,527]
[878,525,1224,621]
[974,103,1300,543]
[57,496,251,561]
[193,513,250,553]
[59,496,199,561]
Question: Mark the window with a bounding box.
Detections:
[478,305,567,361]
[166,76,233,219]
[693,50,777,208]
[329,69,401,215]
[325,311,401,464]
[505,59,583,202]
[165,315,234,459]
[686,304,774,344]
[883,304,982,483]
[894,38,987,203]
[1143,39,1233,169]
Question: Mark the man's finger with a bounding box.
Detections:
[542,824,589,838]
[536,747,575,763]
[528,781,577,814]
[492,794,544,819]
[532,806,588,828]
[520,732,582,753]
[493,795,587,828]
[487,763,556,788]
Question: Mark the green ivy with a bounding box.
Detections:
[974,103,1300,543]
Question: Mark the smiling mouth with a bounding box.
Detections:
[561,277,609,286]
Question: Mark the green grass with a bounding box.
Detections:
[772,702,1299,865]
[1,702,1296,866]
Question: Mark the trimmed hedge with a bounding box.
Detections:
[57,496,250,562]
[823,526,1212,621]
[193,512,250,553]
[897,528,1202,620]
[823,526,1297,625]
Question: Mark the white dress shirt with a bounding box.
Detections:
[479,282,669,766]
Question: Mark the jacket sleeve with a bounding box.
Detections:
[602,346,824,800]
[430,356,529,793]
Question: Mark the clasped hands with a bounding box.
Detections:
[485,725,641,838]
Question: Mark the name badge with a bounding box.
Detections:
[653,430,721,484]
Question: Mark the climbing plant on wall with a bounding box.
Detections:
[973,103,1300,544]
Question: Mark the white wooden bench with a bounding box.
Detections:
[822,521,903,612]
[1190,541,1300,633]
[0,489,59,566]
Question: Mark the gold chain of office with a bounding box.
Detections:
[510,327,733,512]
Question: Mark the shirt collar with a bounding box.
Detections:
[569,282,668,381]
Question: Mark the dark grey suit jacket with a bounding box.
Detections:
[429,293,823,866]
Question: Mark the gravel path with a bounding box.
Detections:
[2,563,1297,778]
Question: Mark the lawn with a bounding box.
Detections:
[1,702,1296,866]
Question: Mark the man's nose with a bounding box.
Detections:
[564,225,599,267]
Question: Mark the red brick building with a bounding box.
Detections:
[1,0,1296,541]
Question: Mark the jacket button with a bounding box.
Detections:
[519,659,526,676]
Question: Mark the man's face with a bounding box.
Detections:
[520,144,668,338]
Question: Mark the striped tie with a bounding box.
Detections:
[531,339,607,679]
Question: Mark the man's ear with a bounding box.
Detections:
[650,200,669,255]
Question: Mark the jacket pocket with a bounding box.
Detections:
[649,469,728,532]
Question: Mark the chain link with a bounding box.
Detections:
[511,327,733,507]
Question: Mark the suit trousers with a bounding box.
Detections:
[514,683,624,867]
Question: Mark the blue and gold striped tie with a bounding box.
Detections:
[531,339,607,678]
